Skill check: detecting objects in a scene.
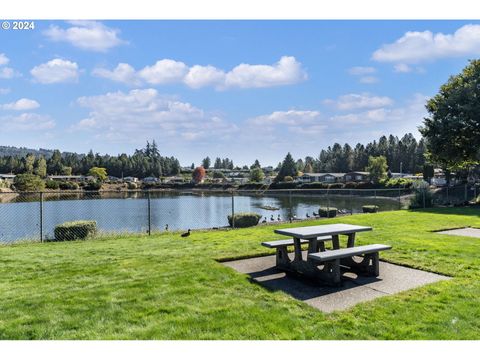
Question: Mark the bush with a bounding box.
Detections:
[59,181,79,190]
[45,179,60,189]
[380,177,414,188]
[298,182,328,189]
[283,176,294,182]
[83,181,101,191]
[319,207,337,217]
[127,182,138,190]
[355,182,375,189]
[269,181,297,189]
[13,174,45,191]
[54,220,97,241]
[343,182,358,189]
[0,180,10,189]
[409,180,433,209]
[328,183,344,189]
[227,212,262,228]
[362,205,379,213]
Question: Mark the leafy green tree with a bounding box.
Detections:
[212,171,225,179]
[249,167,265,182]
[35,156,47,178]
[276,153,297,182]
[214,157,222,169]
[24,153,35,174]
[365,156,388,184]
[88,167,108,182]
[420,59,480,171]
[14,174,45,191]
[61,166,72,176]
[250,159,261,169]
[423,164,434,183]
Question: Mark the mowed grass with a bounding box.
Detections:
[0,207,480,339]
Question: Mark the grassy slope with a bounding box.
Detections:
[0,208,479,339]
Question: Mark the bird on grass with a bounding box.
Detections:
[306,213,311,218]
[181,229,191,237]
[270,215,275,221]
[312,211,319,217]
[261,217,267,223]
[277,214,281,221]
[165,224,169,231]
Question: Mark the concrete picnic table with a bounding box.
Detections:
[267,223,378,284]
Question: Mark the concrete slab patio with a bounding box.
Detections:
[437,227,480,238]
[223,252,450,313]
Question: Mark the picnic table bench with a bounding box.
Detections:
[261,223,391,285]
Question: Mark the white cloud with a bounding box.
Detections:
[393,63,412,73]
[348,66,376,75]
[373,24,480,64]
[138,59,189,85]
[184,65,226,89]
[2,98,40,111]
[93,56,307,90]
[43,21,125,52]
[0,67,18,79]
[74,88,236,142]
[224,56,307,89]
[359,76,379,84]
[324,93,394,111]
[0,53,9,66]
[92,63,140,85]
[1,113,55,131]
[31,59,79,84]
[248,110,320,126]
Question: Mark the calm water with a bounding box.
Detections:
[0,192,404,243]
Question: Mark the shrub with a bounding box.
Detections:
[127,182,137,190]
[0,180,10,189]
[45,179,60,189]
[355,182,375,189]
[328,183,344,189]
[381,177,414,188]
[54,220,97,241]
[59,181,79,190]
[227,212,262,228]
[13,174,45,191]
[268,181,297,189]
[298,182,328,189]
[319,207,337,217]
[83,181,101,191]
[283,176,294,182]
[362,205,379,213]
[409,180,433,209]
[343,182,358,189]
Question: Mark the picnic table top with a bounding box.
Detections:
[274,223,372,239]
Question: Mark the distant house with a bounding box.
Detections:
[0,174,16,182]
[165,176,185,183]
[142,177,159,184]
[344,171,370,182]
[123,176,138,183]
[299,173,346,183]
[47,175,87,182]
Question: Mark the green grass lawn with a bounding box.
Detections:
[1,207,479,339]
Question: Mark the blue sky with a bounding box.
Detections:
[0,20,479,166]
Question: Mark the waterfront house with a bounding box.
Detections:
[344,171,370,182]
[299,173,346,183]
[0,174,16,182]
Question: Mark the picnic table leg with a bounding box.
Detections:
[293,237,303,262]
[332,235,340,250]
[308,237,318,254]
[347,233,356,247]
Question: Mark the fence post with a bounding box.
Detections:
[147,190,151,236]
[40,191,44,243]
[231,191,235,228]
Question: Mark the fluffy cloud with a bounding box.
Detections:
[93,56,307,90]
[324,93,394,110]
[0,67,17,79]
[31,59,79,84]
[0,53,9,66]
[372,24,480,64]
[1,113,55,131]
[348,66,376,75]
[248,110,320,126]
[359,76,379,84]
[74,88,236,142]
[43,21,125,52]
[2,98,40,111]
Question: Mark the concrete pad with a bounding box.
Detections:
[437,227,480,238]
[223,252,449,313]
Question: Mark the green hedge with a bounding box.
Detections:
[59,181,79,190]
[319,207,337,217]
[54,220,97,241]
[227,212,262,228]
[362,205,379,213]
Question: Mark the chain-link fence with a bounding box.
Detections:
[0,185,478,244]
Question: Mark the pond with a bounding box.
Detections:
[0,191,406,243]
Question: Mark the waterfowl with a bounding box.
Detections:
[270,215,275,221]
[181,229,191,237]
[306,213,311,218]
[312,211,319,217]
[261,217,267,223]
[277,214,281,221]
[165,224,169,231]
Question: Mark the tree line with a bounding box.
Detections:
[0,141,181,179]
